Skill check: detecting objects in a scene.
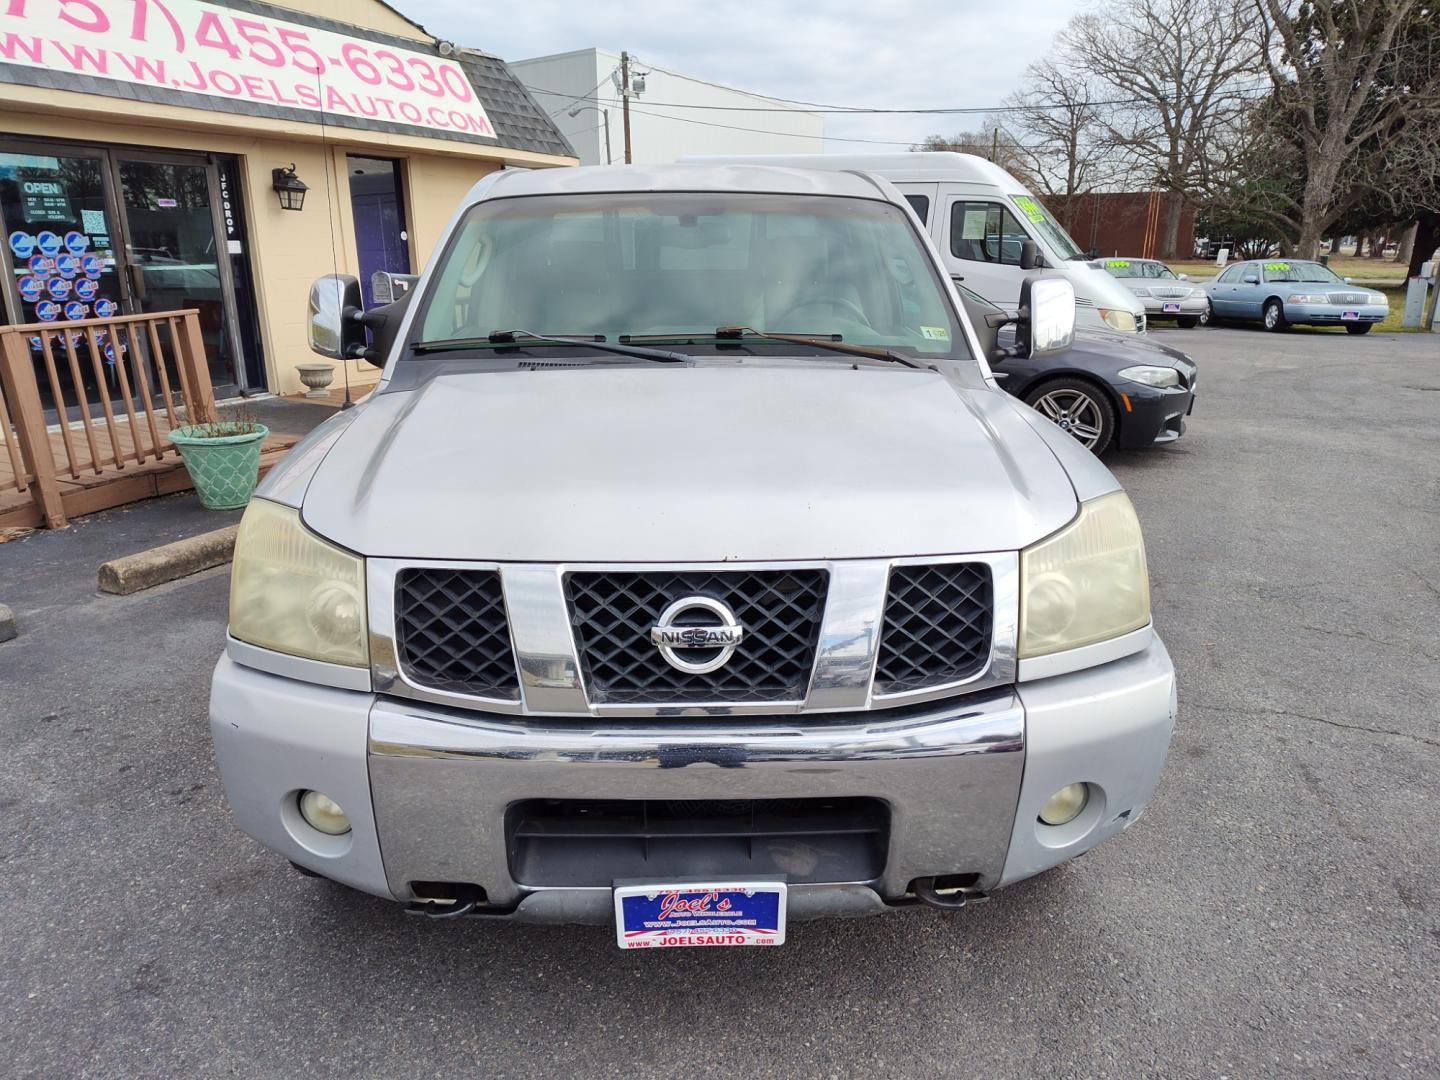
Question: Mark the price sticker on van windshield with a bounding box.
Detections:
[1011,195,1049,224]
[920,325,950,341]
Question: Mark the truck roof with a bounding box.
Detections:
[465,163,899,206]
[678,152,1022,190]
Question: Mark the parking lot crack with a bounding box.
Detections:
[1188,701,1440,750]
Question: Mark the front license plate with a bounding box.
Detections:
[1162,302,1182,313]
[614,881,787,949]
[1341,310,1359,321]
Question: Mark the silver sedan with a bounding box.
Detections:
[1091,258,1209,328]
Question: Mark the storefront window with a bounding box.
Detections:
[1,150,127,415]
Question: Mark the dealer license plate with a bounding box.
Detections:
[1341,310,1359,321]
[614,881,787,949]
[1162,302,1182,313]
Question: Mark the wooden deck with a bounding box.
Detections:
[0,411,297,528]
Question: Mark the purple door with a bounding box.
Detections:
[348,156,410,309]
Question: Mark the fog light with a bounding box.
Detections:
[1038,783,1089,826]
[298,790,351,835]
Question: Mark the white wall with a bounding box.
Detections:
[511,49,824,166]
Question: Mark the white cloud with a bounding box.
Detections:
[400,0,1084,150]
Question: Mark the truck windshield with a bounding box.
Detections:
[414,192,967,358]
[1010,194,1082,260]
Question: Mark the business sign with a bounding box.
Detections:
[0,0,494,139]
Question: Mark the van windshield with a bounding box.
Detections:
[415,192,967,358]
[1010,194,1082,260]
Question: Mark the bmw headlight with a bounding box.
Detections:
[1019,491,1151,657]
[1288,293,1329,304]
[1118,365,1181,388]
[229,499,368,666]
[1098,308,1139,333]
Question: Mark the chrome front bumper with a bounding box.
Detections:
[1141,295,1208,317]
[210,638,1176,920]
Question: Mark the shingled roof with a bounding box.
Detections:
[456,50,576,159]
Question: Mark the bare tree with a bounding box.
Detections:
[1004,57,1122,208]
[1256,0,1440,258]
[1060,0,1266,258]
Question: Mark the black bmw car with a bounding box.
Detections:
[957,283,1198,456]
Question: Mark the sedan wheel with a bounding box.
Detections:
[1263,298,1288,331]
[1026,379,1116,456]
[1198,300,1213,327]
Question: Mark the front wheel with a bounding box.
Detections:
[1176,316,1199,329]
[1025,378,1116,456]
[1197,300,1213,327]
[1345,322,1373,335]
[1263,298,1288,332]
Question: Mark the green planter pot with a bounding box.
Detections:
[168,424,270,510]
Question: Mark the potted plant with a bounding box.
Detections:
[168,406,269,510]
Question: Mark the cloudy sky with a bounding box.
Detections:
[400,0,1088,150]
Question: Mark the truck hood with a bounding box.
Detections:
[300,363,1079,562]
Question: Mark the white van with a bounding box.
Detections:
[682,152,1147,335]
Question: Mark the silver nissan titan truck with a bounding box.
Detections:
[210,164,1175,949]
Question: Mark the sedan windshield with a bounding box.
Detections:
[415,192,966,358]
[1262,260,1343,284]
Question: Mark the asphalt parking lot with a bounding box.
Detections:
[1,325,1437,1079]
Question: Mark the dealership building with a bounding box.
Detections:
[0,0,574,405]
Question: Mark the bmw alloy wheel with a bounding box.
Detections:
[1033,387,1107,451]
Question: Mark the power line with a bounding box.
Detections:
[520,76,1279,117]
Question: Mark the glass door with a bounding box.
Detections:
[114,155,242,398]
[0,146,130,416]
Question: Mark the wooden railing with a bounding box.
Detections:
[0,310,216,528]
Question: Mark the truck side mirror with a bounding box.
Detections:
[308,274,368,361]
[1019,240,1043,271]
[1016,276,1075,358]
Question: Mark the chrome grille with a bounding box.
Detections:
[874,563,993,695]
[394,568,520,700]
[564,569,828,704]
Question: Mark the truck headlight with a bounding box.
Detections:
[1118,365,1181,388]
[1097,308,1138,333]
[229,499,368,666]
[1019,491,1151,657]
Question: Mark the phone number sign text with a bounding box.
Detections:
[1,0,494,138]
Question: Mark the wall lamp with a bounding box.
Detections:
[271,164,309,211]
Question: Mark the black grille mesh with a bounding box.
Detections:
[874,563,993,694]
[394,568,519,699]
[565,570,828,704]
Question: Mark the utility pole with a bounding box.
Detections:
[990,127,999,163]
[620,51,633,164]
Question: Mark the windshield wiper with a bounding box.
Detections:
[712,326,931,369]
[413,330,689,363]
[620,327,930,369]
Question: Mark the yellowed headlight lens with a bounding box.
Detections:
[229,499,368,666]
[1019,491,1150,658]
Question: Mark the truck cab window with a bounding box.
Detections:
[904,194,930,225]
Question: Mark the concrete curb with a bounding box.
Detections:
[0,602,15,642]
[98,526,239,596]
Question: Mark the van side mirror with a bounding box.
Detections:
[1016,276,1075,358]
[1019,240,1043,271]
[308,274,368,361]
